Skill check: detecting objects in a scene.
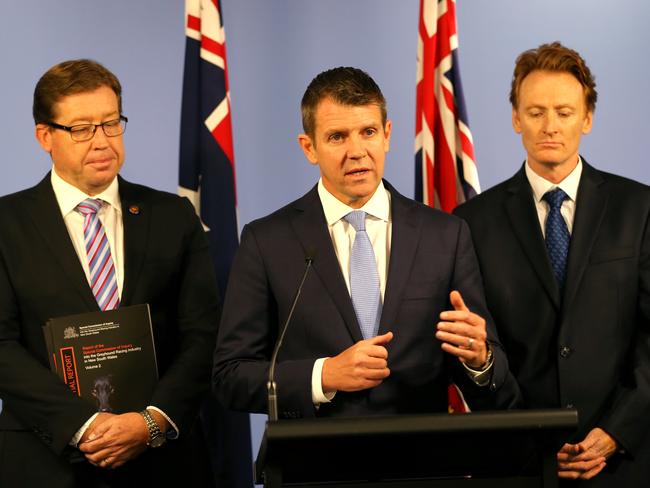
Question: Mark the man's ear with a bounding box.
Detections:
[511,108,522,134]
[582,110,593,135]
[35,124,53,153]
[297,133,318,165]
[383,119,392,152]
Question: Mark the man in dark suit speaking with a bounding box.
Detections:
[213,67,519,419]
[0,60,219,487]
[454,43,650,485]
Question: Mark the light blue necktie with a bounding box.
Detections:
[76,199,120,311]
[542,188,570,289]
[344,210,381,339]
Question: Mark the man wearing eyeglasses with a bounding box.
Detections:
[0,60,219,487]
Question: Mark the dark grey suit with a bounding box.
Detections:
[0,174,219,487]
[455,161,650,486]
[214,180,520,418]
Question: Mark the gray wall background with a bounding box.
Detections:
[2,0,648,463]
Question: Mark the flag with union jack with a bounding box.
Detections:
[415,0,479,413]
[179,1,252,486]
[179,0,238,297]
[415,0,479,213]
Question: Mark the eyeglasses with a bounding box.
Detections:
[48,116,128,142]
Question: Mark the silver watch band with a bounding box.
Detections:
[140,409,163,446]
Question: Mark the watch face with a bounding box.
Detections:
[150,435,166,448]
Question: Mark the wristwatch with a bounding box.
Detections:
[478,344,494,372]
[140,409,166,448]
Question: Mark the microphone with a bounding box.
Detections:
[267,250,315,421]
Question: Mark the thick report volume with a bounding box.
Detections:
[43,304,158,413]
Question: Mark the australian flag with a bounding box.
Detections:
[179,1,252,487]
[415,0,480,213]
[415,0,478,413]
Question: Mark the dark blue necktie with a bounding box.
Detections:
[542,188,570,289]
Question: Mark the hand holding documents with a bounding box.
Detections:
[42,304,158,413]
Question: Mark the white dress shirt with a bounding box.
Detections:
[310,180,392,404]
[51,168,124,294]
[525,158,583,236]
[50,168,178,444]
[319,179,392,299]
[310,179,491,403]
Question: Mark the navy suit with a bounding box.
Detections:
[454,161,650,486]
[0,174,219,487]
[214,181,519,418]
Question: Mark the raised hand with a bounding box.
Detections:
[435,290,488,369]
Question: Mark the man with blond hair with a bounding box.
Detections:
[455,42,650,485]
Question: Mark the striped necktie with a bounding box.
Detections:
[344,210,381,339]
[76,199,120,310]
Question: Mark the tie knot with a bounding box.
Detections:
[76,198,103,216]
[344,210,367,232]
[542,188,569,210]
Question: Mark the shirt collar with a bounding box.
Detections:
[317,179,390,226]
[525,157,583,203]
[50,166,121,217]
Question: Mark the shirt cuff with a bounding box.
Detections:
[147,406,179,439]
[70,413,99,447]
[311,357,336,404]
[462,351,494,387]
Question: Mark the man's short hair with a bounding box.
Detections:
[509,42,597,113]
[301,67,387,138]
[33,59,122,124]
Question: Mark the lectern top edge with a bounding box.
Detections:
[265,408,578,440]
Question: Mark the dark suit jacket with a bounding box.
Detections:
[213,181,520,418]
[0,174,219,488]
[454,161,650,486]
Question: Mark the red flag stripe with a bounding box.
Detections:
[187,14,200,32]
[202,36,226,61]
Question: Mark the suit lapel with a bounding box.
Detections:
[290,187,363,343]
[380,183,420,332]
[24,175,98,310]
[118,177,150,307]
[562,161,606,311]
[504,168,562,308]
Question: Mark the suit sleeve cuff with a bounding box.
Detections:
[311,358,336,404]
[70,413,99,447]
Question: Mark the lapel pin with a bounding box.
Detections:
[128,205,140,215]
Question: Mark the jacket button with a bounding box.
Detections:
[559,346,572,358]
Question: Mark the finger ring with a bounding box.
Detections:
[467,338,474,348]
